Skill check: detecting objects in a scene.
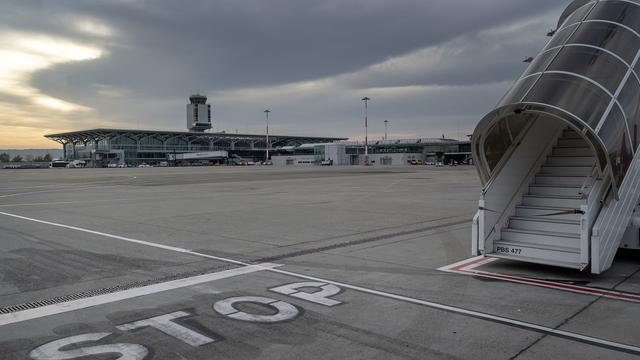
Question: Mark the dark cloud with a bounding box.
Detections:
[0,0,575,144]
[31,0,566,91]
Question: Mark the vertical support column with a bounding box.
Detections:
[93,139,99,168]
[478,199,487,254]
[471,211,480,256]
[580,204,589,269]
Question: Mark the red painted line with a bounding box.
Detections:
[439,256,640,303]
[459,268,640,302]
[451,256,489,271]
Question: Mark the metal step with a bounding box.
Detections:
[508,216,580,235]
[501,228,580,248]
[522,194,584,208]
[529,184,585,197]
[491,239,581,265]
[552,146,592,156]
[557,138,588,147]
[561,130,582,139]
[515,205,581,221]
[535,175,585,186]
[540,165,592,176]
[546,156,595,166]
[487,252,584,270]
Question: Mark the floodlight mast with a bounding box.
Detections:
[264,110,271,161]
[362,97,370,165]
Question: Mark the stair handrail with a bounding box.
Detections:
[482,120,536,195]
[578,163,598,199]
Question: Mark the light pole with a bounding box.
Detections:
[264,110,271,161]
[384,119,389,141]
[362,97,370,165]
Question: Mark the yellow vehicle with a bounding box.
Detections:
[410,159,423,165]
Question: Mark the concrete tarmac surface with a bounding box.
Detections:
[1,166,639,359]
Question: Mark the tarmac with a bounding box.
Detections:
[0,165,639,359]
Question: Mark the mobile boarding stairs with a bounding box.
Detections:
[471,121,640,274]
[469,0,640,274]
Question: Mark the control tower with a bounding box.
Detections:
[186,94,212,132]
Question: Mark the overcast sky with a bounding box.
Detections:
[0,0,571,148]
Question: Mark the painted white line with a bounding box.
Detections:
[437,255,488,271]
[0,263,279,327]
[0,186,105,199]
[465,257,498,270]
[0,179,137,192]
[0,197,161,208]
[0,211,250,267]
[2,211,639,354]
[269,267,640,355]
[0,178,139,199]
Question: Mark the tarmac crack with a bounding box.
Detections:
[251,219,469,263]
[509,265,640,359]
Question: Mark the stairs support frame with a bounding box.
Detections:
[591,152,640,273]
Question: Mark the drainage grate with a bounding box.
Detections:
[0,263,236,314]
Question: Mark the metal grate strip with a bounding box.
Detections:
[0,264,235,314]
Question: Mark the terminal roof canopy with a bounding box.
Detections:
[45,128,347,147]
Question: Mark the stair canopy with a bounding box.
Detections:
[472,0,640,197]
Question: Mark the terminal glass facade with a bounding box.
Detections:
[48,129,345,166]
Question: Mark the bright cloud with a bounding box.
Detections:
[0,25,112,148]
[72,18,114,37]
[0,30,103,112]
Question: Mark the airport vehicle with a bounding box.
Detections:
[50,160,69,168]
[229,154,249,166]
[3,163,47,169]
[471,0,640,274]
[66,160,86,168]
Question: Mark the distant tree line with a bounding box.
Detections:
[0,153,52,162]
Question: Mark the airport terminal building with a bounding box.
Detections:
[45,94,471,166]
[45,95,346,166]
[45,128,346,166]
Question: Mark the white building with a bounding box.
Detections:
[271,138,471,166]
